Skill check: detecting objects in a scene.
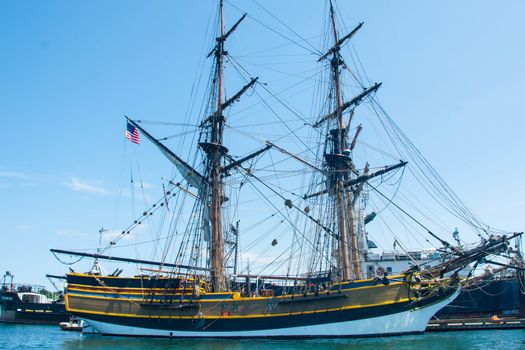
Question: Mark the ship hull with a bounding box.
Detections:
[79,289,459,337]
[65,273,460,337]
[436,276,523,319]
[0,291,70,325]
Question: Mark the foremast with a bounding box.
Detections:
[323,2,366,281]
[329,3,353,281]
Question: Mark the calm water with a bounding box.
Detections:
[1,323,524,350]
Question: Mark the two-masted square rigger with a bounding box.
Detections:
[53,0,520,337]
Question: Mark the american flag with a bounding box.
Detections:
[125,121,140,144]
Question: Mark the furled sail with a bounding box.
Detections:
[126,117,206,192]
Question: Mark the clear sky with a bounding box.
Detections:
[1,0,524,288]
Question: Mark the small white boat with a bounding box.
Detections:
[59,317,83,332]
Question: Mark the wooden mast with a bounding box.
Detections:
[328,1,353,281]
[210,0,226,292]
[199,2,249,292]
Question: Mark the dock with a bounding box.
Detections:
[427,318,525,331]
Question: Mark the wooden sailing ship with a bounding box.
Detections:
[53,1,521,337]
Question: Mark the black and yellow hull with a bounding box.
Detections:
[64,273,459,337]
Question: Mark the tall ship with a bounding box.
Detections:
[53,1,521,337]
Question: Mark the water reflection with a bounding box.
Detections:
[1,323,522,350]
[60,332,487,350]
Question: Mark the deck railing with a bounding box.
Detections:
[1,283,46,294]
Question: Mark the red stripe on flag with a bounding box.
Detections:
[126,130,140,144]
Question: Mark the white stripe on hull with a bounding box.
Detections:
[81,288,459,338]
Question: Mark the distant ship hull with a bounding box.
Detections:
[436,276,524,319]
[66,273,460,338]
[0,291,70,325]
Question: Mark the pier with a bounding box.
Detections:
[427,318,525,331]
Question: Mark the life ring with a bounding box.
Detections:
[376,267,385,275]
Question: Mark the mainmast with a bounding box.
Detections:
[127,1,253,293]
[203,0,227,292]
[198,1,250,292]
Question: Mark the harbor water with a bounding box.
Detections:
[1,323,524,350]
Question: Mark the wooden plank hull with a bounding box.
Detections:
[65,273,460,337]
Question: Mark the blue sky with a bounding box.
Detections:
[1,1,524,288]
